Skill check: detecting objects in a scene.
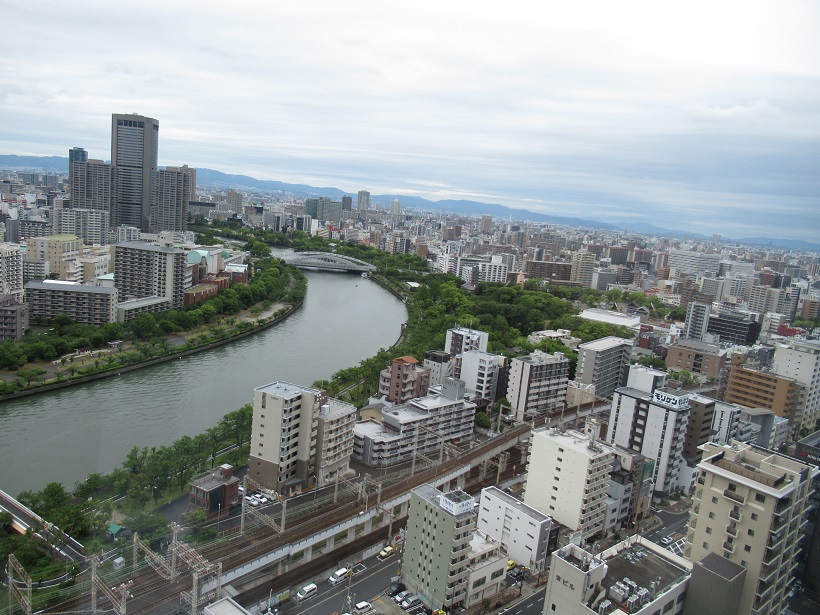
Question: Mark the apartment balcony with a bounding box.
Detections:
[729,509,743,522]
[767,530,785,549]
[723,489,746,505]
[770,515,786,532]
[763,548,781,567]
[759,563,777,584]
[774,498,792,514]
[725,524,738,537]
[755,581,773,604]
[722,541,735,554]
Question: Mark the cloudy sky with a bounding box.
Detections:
[2,1,819,241]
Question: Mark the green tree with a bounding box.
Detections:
[475,412,492,429]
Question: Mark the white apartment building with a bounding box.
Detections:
[249,381,356,495]
[687,442,819,615]
[711,401,742,444]
[315,398,357,486]
[608,372,690,497]
[423,349,454,386]
[506,350,570,421]
[0,243,24,302]
[772,338,820,434]
[575,336,634,399]
[523,427,613,539]
[668,249,721,276]
[354,378,476,467]
[464,532,507,609]
[476,486,556,570]
[455,350,504,401]
[445,326,488,357]
[477,255,508,283]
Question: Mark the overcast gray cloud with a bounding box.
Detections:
[2,0,819,241]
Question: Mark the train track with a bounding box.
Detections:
[43,424,533,614]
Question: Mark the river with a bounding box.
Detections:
[0,268,406,496]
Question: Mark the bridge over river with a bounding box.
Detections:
[289,252,377,273]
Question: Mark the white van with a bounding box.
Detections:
[354,600,373,614]
[296,583,317,602]
[328,567,349,585]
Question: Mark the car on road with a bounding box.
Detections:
[661,536,673,544]
[328,567,350,585]
[378,545,396,559]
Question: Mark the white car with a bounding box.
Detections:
[255,495,269,505]
[661,536,673,545]
[244,495,259,507]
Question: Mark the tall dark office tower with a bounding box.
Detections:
[68,147,88,197]
[111,113,159,231]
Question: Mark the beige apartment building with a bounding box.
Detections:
[249,381,356,495]
[724,365,803,433]
[686,442,818,615]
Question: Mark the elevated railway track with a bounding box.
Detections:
[36,423,533,615]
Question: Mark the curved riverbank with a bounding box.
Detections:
[0,270,407,495]
[0,298,304,402]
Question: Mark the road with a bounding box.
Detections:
[642,507,691,557]
[497,587,546,615]
[250,552,401,615]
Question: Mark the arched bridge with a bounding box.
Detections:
[290,252,377,273]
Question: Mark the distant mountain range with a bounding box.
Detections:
[3,154,818,252]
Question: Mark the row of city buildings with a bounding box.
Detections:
[182,322,820,612]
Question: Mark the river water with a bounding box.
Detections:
[0,268,406,496]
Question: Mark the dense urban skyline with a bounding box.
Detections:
[2,1,818,241]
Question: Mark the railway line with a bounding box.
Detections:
[40,423,533,615]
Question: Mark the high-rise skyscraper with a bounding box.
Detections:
[152,167,192,233]
[67,146,87,197]
[70,159,112,214]
[356,189,370,208]
[111,113,159,231]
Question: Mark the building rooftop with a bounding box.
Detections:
[318,399,357,419]
[599,541,689,605]
[482,486,551,523]
[354,418,401,442]
[696,552,745,582]
[532,426,613,458]
[255,381,319,399]
[203,597,252,615]
[579,336,634,351]
[115,240,184,253]
[26,280,117,294]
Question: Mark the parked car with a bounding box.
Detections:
[386,581,407,597]
[394,590,412,604]
[378,545,396,559]
[255,495,269,505]
[401,595,421,610]
[244,495,259,507]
